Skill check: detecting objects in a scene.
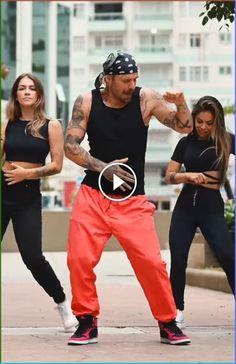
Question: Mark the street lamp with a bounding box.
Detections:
[150,28,157,52]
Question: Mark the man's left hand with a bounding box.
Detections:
[163,91,185,106]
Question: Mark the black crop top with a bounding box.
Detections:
[5,119,50,164]
[171,132,235,172]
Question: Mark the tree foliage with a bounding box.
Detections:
[223,104,235,115]
[199,1,235,30]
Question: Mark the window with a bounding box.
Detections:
[219,33,232,44]
[156,32,170,45]
[161,201,170,210]
[219,66,232,75]
[179,34,186,48]
[139,64,172,87]
[73,3,84,18]
[203,66,209,81]
[190,34,201,48]
[139,2,172,14]
[94,35,123,49]
[94,3,123,20]
[179,67,186,81]
[73,36,85,52]
[190,66,201,81]
[139,32,170,50]
[104,35,123,48]
[190,66,209,82]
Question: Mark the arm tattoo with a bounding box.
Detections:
[162,111,176,130]
[141,90,164,125]
[65,134,105,171]
[177,103,188,113]
[140,90,148,116]
[176,116,192,129]
[67,95,86,131]
[64,134,84,155]
[163,110,191,130]
[176,101,192,129]
[151,91,164,101]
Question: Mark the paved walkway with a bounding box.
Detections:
[1,251,234,363]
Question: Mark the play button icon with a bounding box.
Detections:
[98,162,137,202]
[113,174,124,191]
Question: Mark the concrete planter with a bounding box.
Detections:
[186,232,231,293]
[2,210,171,252]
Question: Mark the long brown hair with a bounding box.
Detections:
[6,73,48,139]
[192,96,231,184]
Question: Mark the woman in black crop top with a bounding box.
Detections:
[1,73,76,331]
[165,96,235,329]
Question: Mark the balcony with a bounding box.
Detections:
[88,47,128,66]
[135,45,173,63]
[88,12,126,32]
[134,13,173,31]
[146,144,172,163]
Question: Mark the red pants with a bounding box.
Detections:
[67,184,176,322]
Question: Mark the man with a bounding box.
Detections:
[65,51,193,346]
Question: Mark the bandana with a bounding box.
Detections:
[94,51,138,89]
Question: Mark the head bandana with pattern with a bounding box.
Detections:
[94,50,138,89]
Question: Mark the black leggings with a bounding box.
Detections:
[169,185,234,310]
[1,174,65,304]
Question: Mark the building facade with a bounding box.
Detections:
[1,1,76,206]
[1,1,234,209]
[70,1,234,209]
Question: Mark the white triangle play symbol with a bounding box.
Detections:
[113,174,124,190]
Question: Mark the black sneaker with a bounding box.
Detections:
[68,315,98,345]
[158,320,191,345]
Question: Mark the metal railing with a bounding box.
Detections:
[89,12,124,21]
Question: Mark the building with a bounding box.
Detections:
[1,1,234,209]
[70,1,235,208]
[1,1,80,206]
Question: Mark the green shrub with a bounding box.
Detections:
[224,199,235,241]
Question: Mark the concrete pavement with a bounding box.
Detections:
[1,251,234,363]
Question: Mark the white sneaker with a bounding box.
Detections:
[56,300,77,331]
[175,309,186,329]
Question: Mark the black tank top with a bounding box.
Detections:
[82,87,148,195]
[5,119,50,164]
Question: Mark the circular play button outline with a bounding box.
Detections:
[98,162,137,202]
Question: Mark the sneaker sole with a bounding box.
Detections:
[161,338,191,345]
[68,338,98,345]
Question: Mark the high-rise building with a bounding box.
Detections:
[1,1,234,208]
[1,1,76,205]
[70,1,234,208]
[1,1,70,124]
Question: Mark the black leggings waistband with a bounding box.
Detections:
[1,170,41,202]
[177,184,224,211]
